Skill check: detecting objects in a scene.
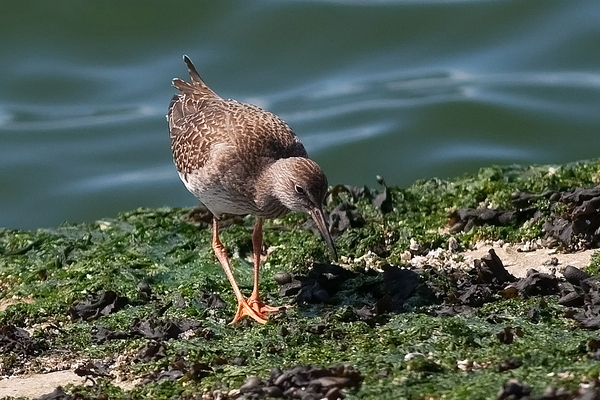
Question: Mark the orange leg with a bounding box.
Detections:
[247,218,281,315]
[211,218,267,325]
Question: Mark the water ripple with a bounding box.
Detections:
[302,122,395,154]
[0,104,163,131]
[60,165,174,194]
[426,140,545,165]
[274,69,600,124]
[279,94,461,123]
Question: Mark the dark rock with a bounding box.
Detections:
[497,327,523,345]
[496,357,522,372]
[0,324,38,356]
[173,294,187,309]
[313,376,352,388]
[274,371,290,388]
[199,327,215,340]
[511,190,558,209]
[236,363,363,399]
[307,324,327,335]
[329,203,366,236]
[475,249,517,285]
[458,284,493,307]
[448,208,516,233]
[432,249,566,316]
[74,360,111,379]
[563,265,592,286]
[3,239,40,256]
[497,379,531,400]
[263,385,284,398]
[324,387,343,400]
[141,358,204,384]
[198,292,227,309]
[383,265,420,312]
[513,269,560,298]
[296,264,356,304]
[280,278,303,297]
[558,291,584,307]
[572,308,600,330]
[93,318,200,342]
[373,191,393,214]
[587,339,600,361]
[92,325,131,342]
[543,185,600,248]
[297,279,328,304]
[137,281,153,302]
[328,184,372,203]
[269,367,283,380]
[239,376,262,392]
[186,362,211,381]
[133,318,201,340]
[372,177,393,214]
[561,267,600,329]
[313,288,330,303]
[153,368,184,383]
[352,305,378,326]
[68,290,129,321]
[136,341,167,362]
[432,305,476,317]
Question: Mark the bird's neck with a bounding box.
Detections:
[254,158,294,218]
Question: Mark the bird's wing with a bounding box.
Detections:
[227,101,308,166]
[168,95,217,174]
[168,56,225,174]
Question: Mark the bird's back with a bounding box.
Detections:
[168,58,307,178]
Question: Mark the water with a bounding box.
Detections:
[2,1,600,229]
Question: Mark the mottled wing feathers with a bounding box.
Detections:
[168,56,221,174]
[168,97,212,174]
[168,56,307,175]
[230,102,307,165]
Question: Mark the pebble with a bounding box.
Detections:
[448,236,459,252]
[239,376,261,392]
[273,272,293,285]
[409,238,420,252]
[262,385,284,397]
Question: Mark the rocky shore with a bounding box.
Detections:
[2,159,600,399]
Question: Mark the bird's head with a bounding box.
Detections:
[270,157,337,261]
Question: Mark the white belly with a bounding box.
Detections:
[178,171,255,217]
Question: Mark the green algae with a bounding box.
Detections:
[2,159,600,399]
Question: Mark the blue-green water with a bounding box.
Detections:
[2,1,600,229]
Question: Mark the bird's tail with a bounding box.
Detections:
[172,55,219,99]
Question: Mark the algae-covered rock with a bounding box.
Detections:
[2,159,600,399]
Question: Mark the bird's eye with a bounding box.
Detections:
[294,185,305,194]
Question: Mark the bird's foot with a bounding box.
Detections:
[230,297,284,325]
[230,298,269,325]
[248,297,283,315]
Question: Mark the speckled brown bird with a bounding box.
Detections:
[168,55,337,324]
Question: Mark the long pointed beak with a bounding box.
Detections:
[309,208,338,261]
